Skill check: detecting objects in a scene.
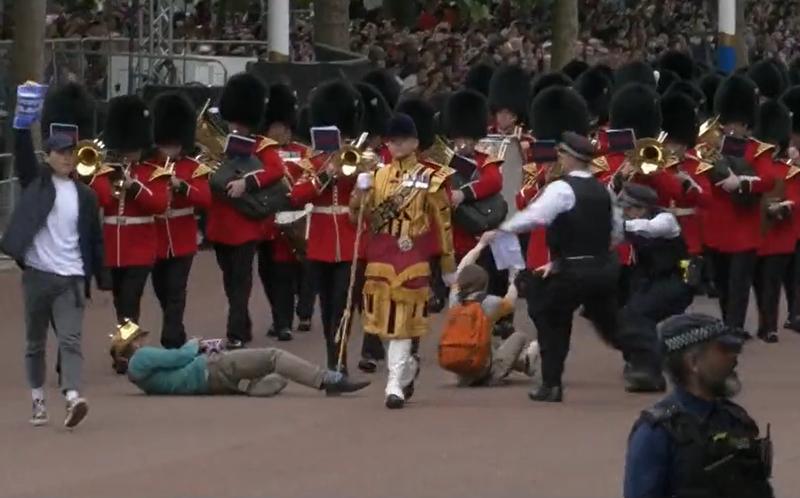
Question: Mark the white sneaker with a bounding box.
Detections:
[64,397,89,429]
[30,399,48,427]
[524,341,541,379]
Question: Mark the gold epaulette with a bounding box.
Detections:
[429,165,455,192]
[94,164,115,176]
[192,162,214,178]
[752,139,776,158]
[522,163,538,176]
[292,141,313,159]
[590,156,610,174]
[482,157,504,167]
[255,135,279,153]
[787,165,800,180]
[694,157,714,175]
[149,165,173,181]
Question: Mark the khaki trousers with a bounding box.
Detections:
[458,331,530,387]
[206,348,325,397]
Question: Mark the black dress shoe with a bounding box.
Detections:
[276,328,293,341]
[296,319,311,332]
[528,385,563,402]
[758,331,779,344]
[784,319,800,333]
[226,339,245,350]
[624,370,667,393]
[324,377,370,395]
[385,394,405,409]
[266,326,277,338]
[358,358,378,373]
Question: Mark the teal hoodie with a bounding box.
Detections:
[127,340,209,395]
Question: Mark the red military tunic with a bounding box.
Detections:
[703,139,776,253]
[154,155,212,259]
[272,142,312,263]
[672,152,713,256]
[515,162,550,269]
[759,160,797,257]
[453,151,504,257]
[91,162,170,267]
[289,153,361,263]
[205,136,286,246]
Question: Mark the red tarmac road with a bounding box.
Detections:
[1,252,799,497]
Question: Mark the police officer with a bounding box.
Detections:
[618,183,693,392]
[624,313,774,498]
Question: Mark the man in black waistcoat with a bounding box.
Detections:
[618,183,694,393]
[624,313,773,498]
[495,131,662,402]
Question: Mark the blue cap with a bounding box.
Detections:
[46,133,77,152]
[660,313,745,354]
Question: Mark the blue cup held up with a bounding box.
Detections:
[13,81,49,130]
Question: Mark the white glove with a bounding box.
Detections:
[442,272,457,287]
[356,172,373,191]
[715,171,741,193]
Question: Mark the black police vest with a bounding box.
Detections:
[633,398,774,498]
[627,212,688,278]
[546,175,611,259]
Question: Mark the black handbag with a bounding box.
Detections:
[209,156,292,219]
[453,193,509,234]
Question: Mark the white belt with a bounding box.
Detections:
[156,207,195,219]
[669,207,697,217]
[104,215,154,226]
[311,206,350,215]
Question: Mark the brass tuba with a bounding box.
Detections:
[629,132,669,176]
[75,139,106,178]
[195,99,228,171]
[332,132,378,177]
[695,116,724,163]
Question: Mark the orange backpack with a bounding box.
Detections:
[438,301,491,376]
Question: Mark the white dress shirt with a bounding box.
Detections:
[624,212,682,239]
[500,169,624,245]
[24,175,84,276]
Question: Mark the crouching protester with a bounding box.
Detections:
[439,232,540,387]
[624,314,774,498]
[110,328,371,397]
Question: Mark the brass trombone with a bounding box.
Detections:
[695,116,724,163]
[628,132,669,176]
[195,99,228,171]
[75,139,107,178]
[332,132,378,177]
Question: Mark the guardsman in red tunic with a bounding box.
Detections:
[206,73,287,349]
[444,90,505,288]
[149,92,211,348]
[91,96,170,325]
[574,64,614,145]
[288,81,365,372]
[487,65,535,163]
[779,87,800,331]
[751,101,795,343]
[702,75,776,331]
[257,83,312,342]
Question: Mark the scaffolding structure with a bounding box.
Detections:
[127,0,176,93]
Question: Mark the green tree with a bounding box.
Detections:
[551,0,577,70]
[313,0,350,49]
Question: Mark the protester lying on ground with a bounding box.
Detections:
[110,329,370,397]
[439,232,540,386]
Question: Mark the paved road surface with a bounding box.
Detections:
[1,251,798,497]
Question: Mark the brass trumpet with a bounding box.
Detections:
[629,132,669,176]
[75,139,106,178]
[195,99,228,171]
[332,132,377,177]
[695,116,724,163]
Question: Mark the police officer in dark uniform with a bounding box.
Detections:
[624,313,774,498]
[497,131,662,402]
[618,183,693,392]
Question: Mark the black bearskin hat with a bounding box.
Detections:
[780,86,800,134]
[444,90,488,140]
[263,83,298,130]
[464,63,495,97]
[789,57,800,86]
[610,83,662,139]
[665,81,706,108]
[355,82,392,137]
[529,86,590,140]
[656,69,679,95]
[714,74,759,127]
[396,97,436,151]
[295,105,311,144]
[754,99,792,151]
[562,59,589,81]
[361,69,401,109]
[104,95,153,151]
[658,50,695,81]
[488,65,531,120]
[531,71,572,98]
[40,83,96,139]
[748,59,788,100]
[219,72,267,129]
[574,66,614,126]
[661,92,699,148]
[152,92,196,149]
[699,72,722,118]
[309,80,364,138]
[614,61,657,91]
